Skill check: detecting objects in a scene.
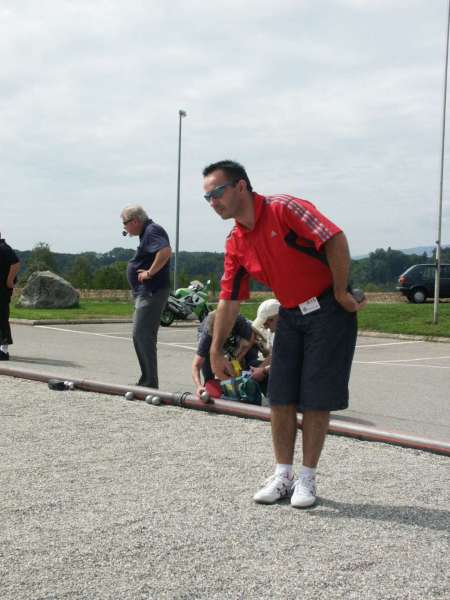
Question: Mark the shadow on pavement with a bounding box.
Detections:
[332,414,375,427]
[8,356,80,368]
[311,498,450,532]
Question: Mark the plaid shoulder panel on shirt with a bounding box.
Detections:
[264,194,336,243]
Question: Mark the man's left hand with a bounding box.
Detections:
[250,365,267,382]
[334,291,367,313]
[137,269,150,283]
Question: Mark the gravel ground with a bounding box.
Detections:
[0,376,449,600]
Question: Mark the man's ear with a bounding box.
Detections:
[236,179,247,193]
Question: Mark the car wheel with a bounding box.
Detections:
[411,288,427,304]
[160,306,175,326]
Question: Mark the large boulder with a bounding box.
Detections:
[18,271,79,308]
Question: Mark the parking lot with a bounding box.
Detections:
[4,321,450,443]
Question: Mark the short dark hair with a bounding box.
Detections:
[202,160,253,192]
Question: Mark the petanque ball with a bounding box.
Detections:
[200,391,211,403]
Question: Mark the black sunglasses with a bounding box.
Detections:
[122,218,134,225]
[204,181,237,203]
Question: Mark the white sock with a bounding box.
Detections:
[299,466,316,479]
[275,464,293,478]
[0,345,8,353]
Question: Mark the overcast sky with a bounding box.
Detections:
[1,0,449,257]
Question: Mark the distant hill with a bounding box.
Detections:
[12,243,450,292]
[353,245,449,260]
[397,246,434,257]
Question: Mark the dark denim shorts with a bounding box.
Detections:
[268,290,357,412]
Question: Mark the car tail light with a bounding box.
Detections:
[399,275,407,285]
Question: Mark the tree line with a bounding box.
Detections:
[14,242,450,292]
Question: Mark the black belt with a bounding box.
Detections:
[285,287,333,311]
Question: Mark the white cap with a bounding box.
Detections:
[252,298,280,331]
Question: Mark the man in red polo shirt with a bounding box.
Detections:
[202,160,366,508]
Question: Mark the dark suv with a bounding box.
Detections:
[397,263,450,303]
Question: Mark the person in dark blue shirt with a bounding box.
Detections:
[0,234,20,361]
[121,205,171,388]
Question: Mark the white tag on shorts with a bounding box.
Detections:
[299,296,320,315]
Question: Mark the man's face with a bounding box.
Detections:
[122,217,141,237]
[203,169,241,220]
[264,315,278,333]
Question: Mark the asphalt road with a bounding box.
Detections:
[3,321,450,443]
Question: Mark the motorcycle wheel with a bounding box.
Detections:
[160,306,175,326]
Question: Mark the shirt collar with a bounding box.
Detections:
[234,192,264,235]
[139,218,153,238]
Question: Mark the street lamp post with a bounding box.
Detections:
[174,109,187,292]
[433,0,450,324]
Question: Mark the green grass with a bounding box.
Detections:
[243,301,450,337]
[356,302,450,338]
[10,299,450,338]
[10,301,134,321]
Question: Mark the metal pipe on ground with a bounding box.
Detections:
[1,366,449,457]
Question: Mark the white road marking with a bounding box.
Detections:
[355,360,450,369]
[36,325,130,341]
[35,326,197,351]
[356,340,424,348]
[163,342,197,351]
[358,355,450,363]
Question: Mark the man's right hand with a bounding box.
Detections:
[210,350,234,380]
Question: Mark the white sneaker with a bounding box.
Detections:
[291,475,317,508]
[253,473,294,504]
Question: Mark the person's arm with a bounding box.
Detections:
[138,246,172,282]
[6,261,20,289]
[210,299,241,380]
[250,356,271,382]
[324,232,366,312]
[191,355,206,398]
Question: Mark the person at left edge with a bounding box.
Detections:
[121,205,171,389]
[0,233,20,361]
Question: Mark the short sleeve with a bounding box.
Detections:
[143,224,170,254]
[219,234,250,301]
[233,315,252,340]
[279,198,341,252]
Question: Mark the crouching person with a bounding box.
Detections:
[192,310,262,403]
[249,298,280,385]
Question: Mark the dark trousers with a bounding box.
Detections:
[132,288,169,389]
[0,290,13,345]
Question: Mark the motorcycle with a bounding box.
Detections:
[160,279,212,326]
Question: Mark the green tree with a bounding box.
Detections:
[91,261,129,289]
[67,255,94,289]
[27,242,57,274]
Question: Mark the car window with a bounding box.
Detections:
[421,266,435,280]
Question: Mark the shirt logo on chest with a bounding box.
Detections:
[270,230,278,238]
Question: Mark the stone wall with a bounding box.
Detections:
[12,288,133,301]
[10,288,411,303]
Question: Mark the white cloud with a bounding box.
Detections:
[0,0,449,256]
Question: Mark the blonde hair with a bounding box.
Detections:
[120,205,148,223]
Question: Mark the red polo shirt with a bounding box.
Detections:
[219,193,342,308]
